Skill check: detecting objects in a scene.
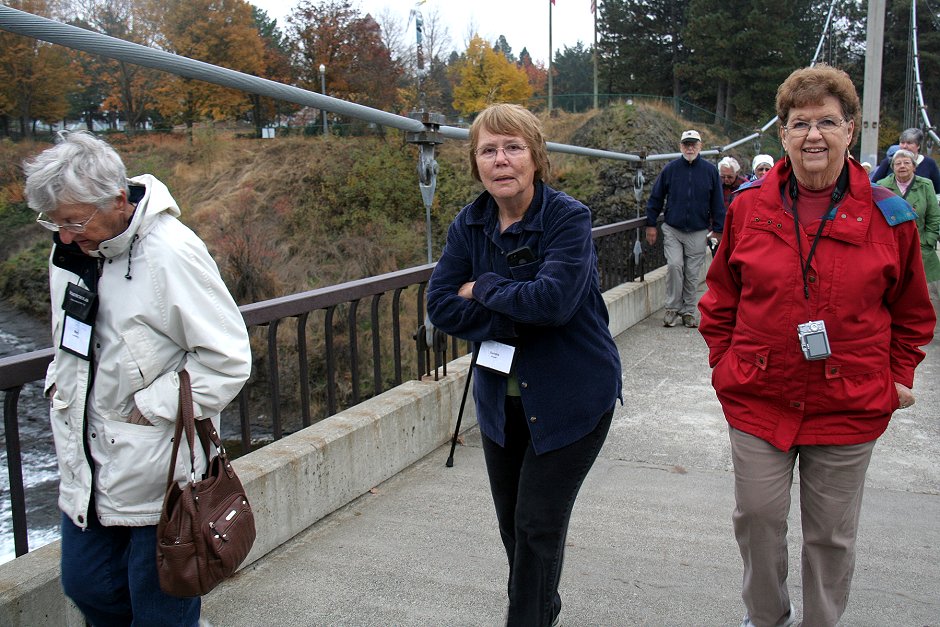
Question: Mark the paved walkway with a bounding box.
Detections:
[202,311,940,626]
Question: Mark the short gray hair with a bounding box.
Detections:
[718,156,741,174]
[23,131,128,215]
[898,127,924,147]
[891,148,917,166]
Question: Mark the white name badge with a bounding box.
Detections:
[476,340,516,376]
[60,314,93,360]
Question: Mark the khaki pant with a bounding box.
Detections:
[729,427,876,627]
[661,223,707,316]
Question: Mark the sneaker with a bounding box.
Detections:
[740,603,796,627]
[682,313,697,328]
[663,309,679,327]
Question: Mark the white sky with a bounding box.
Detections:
[250,0,597,65]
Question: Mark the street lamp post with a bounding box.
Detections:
[319,63,328,136]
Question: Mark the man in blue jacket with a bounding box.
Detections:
[645,129,725,328]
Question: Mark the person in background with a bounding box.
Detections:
[877,148,940,310]
[427,104,622,627]
[646,129,725,328]
[860,161,873,176]
[699,65,935,627]
[750,154,774,180]
[719,156,748,208]
[24,131,252,626]
[869,129,940,193]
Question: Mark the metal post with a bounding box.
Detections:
[547,0,553,114]
[860,0,886,165]
[319,63,328,136]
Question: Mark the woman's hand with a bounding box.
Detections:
[458,281,476,300]
[896,382,915,409]
[126,405,154,426]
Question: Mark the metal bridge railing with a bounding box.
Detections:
[0,218,662,559]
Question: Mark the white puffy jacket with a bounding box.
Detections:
[45,175,251,528]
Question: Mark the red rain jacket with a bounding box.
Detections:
[699,159,935,451]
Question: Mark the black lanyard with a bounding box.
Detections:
[788,164,849,299]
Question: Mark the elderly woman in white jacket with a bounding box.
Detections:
[24,131,251,626]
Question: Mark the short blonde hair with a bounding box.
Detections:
[469,104,550,182]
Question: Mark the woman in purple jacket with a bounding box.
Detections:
[427,104,621,627]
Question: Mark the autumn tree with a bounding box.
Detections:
[70,0,163,133]
[450,35,533,116]
[288,0,402,114]
[154,0,266,133]
[518,47,547,97]
[0,0,74,137]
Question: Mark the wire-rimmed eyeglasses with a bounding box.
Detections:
[783,117,846,137]
[474,143,529,160]
[35,207,100,233]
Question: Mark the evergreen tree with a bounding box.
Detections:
[493,35,515,62]
[553,42,594,112]
[598,0,691,100]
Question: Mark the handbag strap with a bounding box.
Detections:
[165,370,236,488]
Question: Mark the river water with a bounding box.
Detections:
[0,300,61,565]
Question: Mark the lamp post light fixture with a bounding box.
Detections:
[319,63,328,136]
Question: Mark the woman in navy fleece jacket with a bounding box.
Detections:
[427,103,622,627]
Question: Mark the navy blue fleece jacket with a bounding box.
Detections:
[646,155,726,233]
[427,181,622,454]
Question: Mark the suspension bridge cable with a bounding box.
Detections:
[0,1,839,162]
[910,0,940,147]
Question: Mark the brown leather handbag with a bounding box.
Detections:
[156,370,256,597]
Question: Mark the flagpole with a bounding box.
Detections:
[548,0,553,114]
[592,0,598,109]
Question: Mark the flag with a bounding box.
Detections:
[551,0,555,4]
[590,0,596,12]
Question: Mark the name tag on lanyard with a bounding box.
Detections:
[60,282,98,360]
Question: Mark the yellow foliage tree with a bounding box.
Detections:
[0,0,74,137]
[79,0,164,134]
[154,0,266,132]
[450,35,533,117]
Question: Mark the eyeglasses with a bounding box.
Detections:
[474,143,529,160]
[784,117,846,137]
[36,207,100,233]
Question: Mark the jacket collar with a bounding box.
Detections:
[93,175,180,259]
[465,180,546,234]
[750,158,873,246]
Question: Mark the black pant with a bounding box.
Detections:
[481,396,614,627]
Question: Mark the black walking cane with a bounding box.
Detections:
[445,348,478,467]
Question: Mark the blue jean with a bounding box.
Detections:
[481,396,614,627]
[60,510,201,627]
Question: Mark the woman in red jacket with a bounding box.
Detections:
[699,65,935,627]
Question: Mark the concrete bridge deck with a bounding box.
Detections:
[202,310,940,626]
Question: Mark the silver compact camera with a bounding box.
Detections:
[797,320,831,361]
